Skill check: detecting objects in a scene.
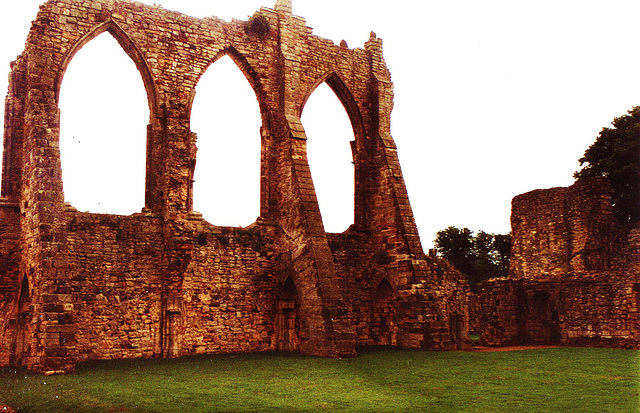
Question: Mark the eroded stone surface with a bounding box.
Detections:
[0,0,469,373]
[474,179,639,348]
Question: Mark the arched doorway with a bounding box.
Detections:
[529,290,561,343]
[371,278,394,345]
[277,277,300,351]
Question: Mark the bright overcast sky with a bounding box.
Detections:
[2,1,640,248]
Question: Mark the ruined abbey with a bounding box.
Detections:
[0,0,470,373]
[0,0,637,375]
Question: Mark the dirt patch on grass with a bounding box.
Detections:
[471,345,562,352]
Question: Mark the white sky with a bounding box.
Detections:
[2,1,640,248]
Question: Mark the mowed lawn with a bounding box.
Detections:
[1,347,638,412]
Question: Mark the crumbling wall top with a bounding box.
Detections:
[509,178,618,279]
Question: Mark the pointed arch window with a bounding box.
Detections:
[59,31,148,215]
[301,81,355,233]
[191,54,261,227]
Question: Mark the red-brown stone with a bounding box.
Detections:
[0,0,470,373]
[474,178,639,348]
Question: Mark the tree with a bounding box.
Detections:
[492,233,512,275]
[434,226,474,275]
[574,106,640,223]
[434,227,511,289]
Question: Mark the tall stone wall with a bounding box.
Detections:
[476,179,640,348]
[0,0,469,373]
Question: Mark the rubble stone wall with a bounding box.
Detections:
[477,275,640,348]
[0,0,469,373]
[177,221,279,356]
[54,212,166,365]
[510,178,616,278]
[0,203,21,366]
[327,230,472,351]
[475,179,639,348]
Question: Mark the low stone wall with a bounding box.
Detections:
[178,221,279,356]
[0,211,284,371]
[0,202,20,311]
[476,275,640,348]
[63,213,284,364]
[0,203,21,366]
[328,231,471,350]
[60,212,165,363]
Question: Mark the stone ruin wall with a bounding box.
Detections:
[328,232,469,349]
[476,178,640,348]
[509,178,622,278]
[0,202,20,321]
[0,0,470,373]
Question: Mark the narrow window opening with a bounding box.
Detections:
[59,32,148,215]
[191,55,261,227]
[301,82,355,233]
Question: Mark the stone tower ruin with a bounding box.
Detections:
[474,178,640,348]
[0,0,469,373]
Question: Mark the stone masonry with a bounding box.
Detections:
[475,178,640,348]
[0,0,470,373]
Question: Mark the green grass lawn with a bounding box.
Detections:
[1,347,638,412]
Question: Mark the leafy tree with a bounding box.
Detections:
[492,234,512,275]
[574,106,640,223]
[434,226,511,289]
[433,226,474,275]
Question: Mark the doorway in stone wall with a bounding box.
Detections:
[449,312,463,344]
[530,290,561,343]
[277,277,300,351]
[161,296,183,358]
[371,278,394,345]
[11,276,31,365]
